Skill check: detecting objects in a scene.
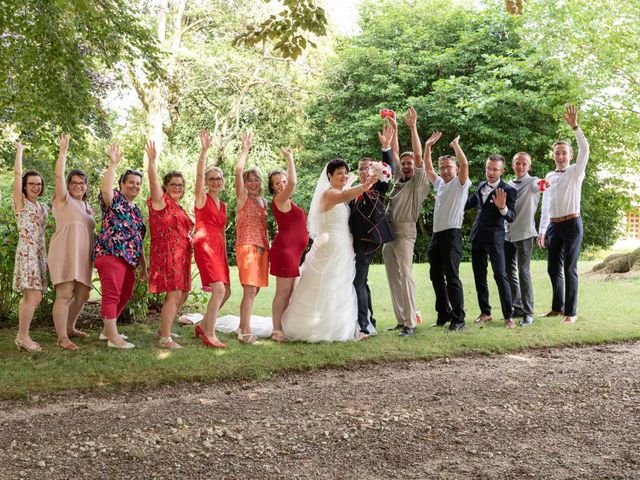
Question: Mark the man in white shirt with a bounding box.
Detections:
[537,105,589,324]
[505,152,541,327]
[423,132,471,331]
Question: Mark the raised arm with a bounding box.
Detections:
[564,104,590,172]
[53,134,71,207]
[146,140,165,210]
[235,132,253,209]
[102,144,123,209]
[274,147,297,211]
[402,107,423,167]
[377,122,395,160]
[423,131,442,185]
[450,135,469,185]
[388,112,400,166]
[13,142,25,210]
[195,129,211,209]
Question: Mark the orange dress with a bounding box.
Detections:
[147,194,194,293]
[194,194,230,287]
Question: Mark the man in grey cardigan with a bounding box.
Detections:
[505,152,541,327]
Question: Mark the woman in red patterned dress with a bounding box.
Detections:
[267,148,308,342]
[146,140,194,349]
[193,130,230,348]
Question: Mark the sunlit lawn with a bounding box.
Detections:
[1,261,639,399]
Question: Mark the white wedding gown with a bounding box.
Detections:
[281,202,359,342]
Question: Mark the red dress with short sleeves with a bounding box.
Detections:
[194,194,230,287]
[147,194,194,293]
[269,199,309,277]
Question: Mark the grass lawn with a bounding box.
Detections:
[1,261,639,400]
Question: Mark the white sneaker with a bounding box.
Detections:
[99,332,129,341]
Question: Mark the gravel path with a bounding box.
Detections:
[1,342,639,479]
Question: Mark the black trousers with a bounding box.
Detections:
[354,240,375,334]
[471,239,513,319]
[546,217,583,316]
[427,229,465,325]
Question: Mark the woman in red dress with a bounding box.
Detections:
[146,140,194,349]
[193,130,230,348]
[268,148,309,342]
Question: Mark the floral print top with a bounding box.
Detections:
[93,189,146,267]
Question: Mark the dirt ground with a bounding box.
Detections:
[1,342,639,480]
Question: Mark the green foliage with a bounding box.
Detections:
[0,0,161,146]
[304,0,624,251]
[233,0,327,59]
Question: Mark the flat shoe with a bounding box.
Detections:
[57,339,79,350]
[504,319,516,329]
[68,329,89,338]
[237,333,258,345]
[107,340,135,349]
[159,337,183,349]
[474,315,492,324]
[99,332,129,341]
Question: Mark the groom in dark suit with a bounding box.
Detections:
[465,154,517,328]
[349,143,394,338]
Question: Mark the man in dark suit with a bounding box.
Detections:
[349,128,394,339]
[465,154,517,328]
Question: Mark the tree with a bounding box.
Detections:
[0,0,161,146]
[304,0,621,253]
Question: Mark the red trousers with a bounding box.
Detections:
[94,255,136,320]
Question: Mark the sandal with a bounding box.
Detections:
[270,330,287,343]
[15,337,42,352]
[159,336,183,350]
[237,332,258,345]
[68,329,89,338]
[57,338,79,350]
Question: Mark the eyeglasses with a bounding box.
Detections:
[245,178,261,183]
[168,183,184,189]
[207,177,223,182]
[69,181,87,187]
[26,182,42,186]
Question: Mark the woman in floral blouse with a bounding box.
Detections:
[93,144,147,349]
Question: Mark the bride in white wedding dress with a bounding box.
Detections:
[281,159,376,342]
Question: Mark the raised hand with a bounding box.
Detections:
[15,141,24,157]
[449,135,460,149]
[563,104,578,129]
[494,188,507,209]
[200,129,211,151]
[387,111,398,130]
[401,107,417,129]
[363,173,378,190]
[145,140,157,163]
[240,132,253,152]
[108,143,123,166]
[377,123,395,149]
[425,131,442,148]
[58,134,70,153]
[280,147,293,162]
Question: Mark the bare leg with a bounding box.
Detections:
[239,285,259,335]
[16,288,43,350]
[66,282,91,336]
[159,290,183,348]
[102,318,129,347]
[271,276,295,340]
[201,282,230,347]
[52,281,77,348]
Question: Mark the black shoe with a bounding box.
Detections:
[387,324,404,331]
[512,309,525,318]
[399,327,416,337]
[429,320,449,327]
[519,315,534,327]
[447,322,465,332]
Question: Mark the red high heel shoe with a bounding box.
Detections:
[201,334,227,349]
[194,324,205,339]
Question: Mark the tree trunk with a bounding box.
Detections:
[592,247,640,274]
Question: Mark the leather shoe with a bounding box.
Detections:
[562,316,577,324]
[474,314,492,324]
[386,324,404,331]
[399,327,416,337]
[448,322,465,332]
[519,315,534,327]
[504,318,516,329]
[539,310,563,318]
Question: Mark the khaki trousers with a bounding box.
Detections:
[382,222,417,328]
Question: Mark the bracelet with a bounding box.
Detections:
[572,125,579,131]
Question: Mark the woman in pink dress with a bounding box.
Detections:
[145,140,194,350]
[12,142,48,352]
[267,148,308,342]
[49,134,96,350]
[193,129,231,348]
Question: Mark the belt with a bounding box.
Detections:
[551,213,579,223]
